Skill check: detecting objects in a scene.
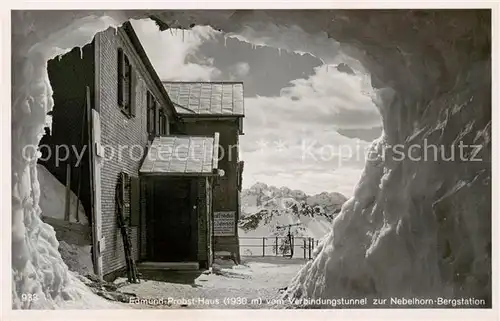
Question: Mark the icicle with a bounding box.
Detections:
[114,26,118,36]
[58,54,62,62]
[278,48,281,56]
[79,47,83,59]
[224,35,227,47]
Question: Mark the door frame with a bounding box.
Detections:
[146,176,199,262]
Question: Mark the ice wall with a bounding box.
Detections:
[152,10,491,304]
[11,11,127,309]
[11,10,491,308]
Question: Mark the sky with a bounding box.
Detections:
[132,19,383,197]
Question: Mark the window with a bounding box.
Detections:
[159,109,167,135]
[117,48,136,117]
[155,105,161,135]
[118,172,140,227]
[147,91,156,135]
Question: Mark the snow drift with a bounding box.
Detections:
[36,164,88,224]
[11,10,491,308]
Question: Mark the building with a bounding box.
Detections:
[39,21,244,280]
[163,82,245,262]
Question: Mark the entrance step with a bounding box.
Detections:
[138,262,199,271]
[214,251,238,264]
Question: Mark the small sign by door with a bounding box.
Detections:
[214,211,236,236]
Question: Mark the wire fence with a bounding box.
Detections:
[239,236,320,259]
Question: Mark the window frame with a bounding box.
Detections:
[117,48,135,117]
[147,91,157,136]
[159,108,165,135]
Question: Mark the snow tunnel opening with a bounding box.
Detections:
[11,10,491,309]
[138,16,387,198]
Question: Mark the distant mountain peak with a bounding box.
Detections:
[239,182,349,240]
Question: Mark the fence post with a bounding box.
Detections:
[275,236,278,256]
[303,238,306,259]
[308,238,312,259]
[262,237,265,257]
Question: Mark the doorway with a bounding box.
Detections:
[148,177,198,262]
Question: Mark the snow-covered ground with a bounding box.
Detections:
[37,164,88,224]
[55,274,130,309]
[116,257,306,309]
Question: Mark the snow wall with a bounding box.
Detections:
[11,10,491,308]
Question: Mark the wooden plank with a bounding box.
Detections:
[87,86,103,278]
[212,132,220,171]
[64,163,71,221]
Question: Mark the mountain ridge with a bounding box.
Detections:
[239,182,348,238]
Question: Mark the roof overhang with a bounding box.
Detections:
[177,114,245,135]
[139,133,220,177]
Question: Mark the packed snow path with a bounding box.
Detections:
[116,257,306,309]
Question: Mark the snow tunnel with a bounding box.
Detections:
[11,9,492,308]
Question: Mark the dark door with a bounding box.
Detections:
[151,178,197,262]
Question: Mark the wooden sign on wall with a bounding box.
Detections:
[214,211,236,236]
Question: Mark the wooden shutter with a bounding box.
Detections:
[159,109,165,135]
[155,104,160,135]
[152,99,157,135]
[130,68,137,117]
[117,48,124,107]
[130,176,140,227]
[123,56,131,113]
[146,92,152,134]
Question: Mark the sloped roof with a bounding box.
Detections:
[140,135,219,176]
[163,81,244,116]
[122,22,179,121]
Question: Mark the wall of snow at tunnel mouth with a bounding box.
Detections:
[10,9,492,309]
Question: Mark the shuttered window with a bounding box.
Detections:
[118,173,140,227]
[147,91,156,136]
[118,172,131,224]
[117,48,136,117]
[158,109,168,135]
[155,104,161,136]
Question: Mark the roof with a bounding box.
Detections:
[139,135,219,176]
[121,22,179,121]
[163,82,245,117]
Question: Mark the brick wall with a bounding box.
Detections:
[96,27,169,277]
